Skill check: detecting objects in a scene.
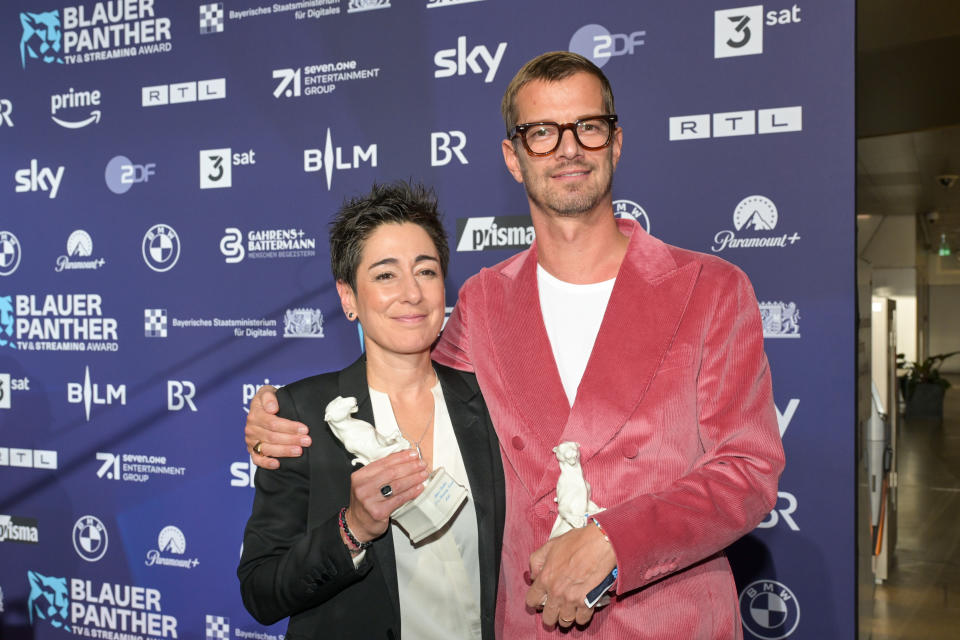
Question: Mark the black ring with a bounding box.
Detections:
[380,484,393,498]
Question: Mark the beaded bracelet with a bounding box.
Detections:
[590,516,610,543]
[339,507,373,551]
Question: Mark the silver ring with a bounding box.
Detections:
[253,441,263,455]
[380,484,393,498]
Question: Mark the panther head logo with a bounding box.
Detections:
[20,11,64,68]
[0,296,15,349]
[27,571,70,630]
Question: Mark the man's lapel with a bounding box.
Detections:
[534,221,701,501]
[485,248,571,497]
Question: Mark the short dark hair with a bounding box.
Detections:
[501,51,616,136]
[330,181,449,291]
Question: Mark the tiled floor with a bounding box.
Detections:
[859,375,960,638]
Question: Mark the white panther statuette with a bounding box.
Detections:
[324,396,409,466]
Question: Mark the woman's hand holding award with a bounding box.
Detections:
[325,396,468,543]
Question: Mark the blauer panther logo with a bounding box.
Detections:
[0,296,16,349]
[20,11,64,68]
[27,571,70,631]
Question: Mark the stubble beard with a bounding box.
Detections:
[519,150,615,218]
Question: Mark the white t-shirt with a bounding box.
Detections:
[368,380,482,640]
[537,264,616,406]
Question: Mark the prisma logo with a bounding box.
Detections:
[15,160,64,199]
[434,36,507,83]
[569,24,645,68]
[303,129,377,190]
[431,131,468,166]
[105,155,155,195]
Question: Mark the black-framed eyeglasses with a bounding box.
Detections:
[509,114,618,157]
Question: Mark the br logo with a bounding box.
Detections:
[20,11,64,68]
[27,570,70,631]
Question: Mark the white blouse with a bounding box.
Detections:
[368,379,482,640]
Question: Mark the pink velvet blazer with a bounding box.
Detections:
[434,218,785,638]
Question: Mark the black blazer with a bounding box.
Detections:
[238,357,505,640]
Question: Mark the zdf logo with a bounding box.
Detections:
[569,24,645,68]
[105,155,155,195]
[431,131,467,166]
[434,36,507,83]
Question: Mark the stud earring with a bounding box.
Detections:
[347,312,355,320]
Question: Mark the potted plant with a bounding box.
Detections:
[897,351,960,420]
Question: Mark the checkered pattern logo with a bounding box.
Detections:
[205,615,230,640]
[145,309,167,338]
[199,3,224,34]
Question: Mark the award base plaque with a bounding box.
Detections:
[392,467,468,543]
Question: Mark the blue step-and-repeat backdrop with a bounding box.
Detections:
[1,1,853,638]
